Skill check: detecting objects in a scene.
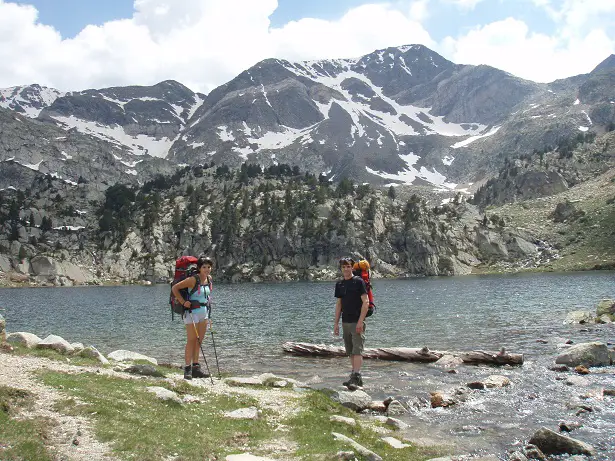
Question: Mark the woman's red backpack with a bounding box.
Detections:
[169,256,199,320]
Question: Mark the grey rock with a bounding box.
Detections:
[330,415,357,426]
[79,346,109,364]
[381,437,410,449]
[145,386,182,404]
[529,427,595,456]
[107,349,158,365]
[484,375,511,388]
[37,334,74,354]
[333,390,373,412]
[6,332,42,348]
[70,342,84,353]
[385,400,407,416]
[555,342,611,367]
[564,311,594,325]
[224,407,259,420]
[332,432,382,461]
[596,298,615,317]
[124,364,165,377]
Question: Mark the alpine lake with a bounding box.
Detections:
[1,271,614,459]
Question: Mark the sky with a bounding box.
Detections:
[0,0,613,93]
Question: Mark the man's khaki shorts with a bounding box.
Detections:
[342,322,366,356]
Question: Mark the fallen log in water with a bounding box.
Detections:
[282,342,524,366]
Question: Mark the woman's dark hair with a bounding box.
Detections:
[197,256,214,269]
[339,257,354,267]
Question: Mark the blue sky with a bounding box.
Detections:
[27,0,556,41]
[2,0,613,91]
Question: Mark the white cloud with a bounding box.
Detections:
[440,16,614,82]
[408,0,430,21]
[0,0,433,93]
[0,0,612,94]
[442,0,485,10]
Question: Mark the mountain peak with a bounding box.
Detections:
[591,54,615,74]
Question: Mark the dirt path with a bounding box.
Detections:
[0,352,118,461]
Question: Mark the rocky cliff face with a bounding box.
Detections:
[0,164,552,286]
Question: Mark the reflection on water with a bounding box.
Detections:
[1,271,615,458]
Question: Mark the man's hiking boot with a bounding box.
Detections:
[183,365,192,380]
[191,363,209,379]
[354,373,363,387]
[343,372,356,387]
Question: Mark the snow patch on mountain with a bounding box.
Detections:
[450,125,501,149]
[366,152,457,189]
[0,85,64,117]
[53,115,175,158]
[283,64,487,138]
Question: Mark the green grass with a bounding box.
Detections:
[0,385,53,461]
[39,371,274,460]
[285,390,446,461]
[10,344,104,367]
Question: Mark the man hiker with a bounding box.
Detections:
[333,257,369,388]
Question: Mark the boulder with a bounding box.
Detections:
[37,334,74,354]
[385,400,407,416]
[107,350,158,365]
[6,332,42,348]
[430,391,456,408]
[330,415,357,426]
[529,427,595,456]
[333,390,372,412]
[332,432,382,461]
[484,375,511,388]
[0,254,12,272]
[385,417,409,430]
[225,377,264,386]
[79,346,109,364]
[381,437,410,449]
[563,311,594,325]
[70,342,85,354]
[596,314,613,324]
[224,407,259,420]
[596,299,615,317]
[145,386,182,404]
[555,342,611,367]
[124,364,165,377]
[30,255,59,277]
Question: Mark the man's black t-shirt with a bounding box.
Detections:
[334,276,367,323]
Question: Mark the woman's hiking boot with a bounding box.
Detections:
[183,365,192,380]
[191,363,209,379]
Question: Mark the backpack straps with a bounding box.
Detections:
[187,275,200,299]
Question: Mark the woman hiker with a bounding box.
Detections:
[171,256,214,379]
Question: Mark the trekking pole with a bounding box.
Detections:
[208,303,221,378]
[188,310,214,385]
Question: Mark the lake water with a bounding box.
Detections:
[1,272,615,459]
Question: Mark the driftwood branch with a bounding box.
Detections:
[282,342,523,366]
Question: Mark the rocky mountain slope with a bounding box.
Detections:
[0,162,554,286]
[1,44,615,285]
[2,46,613,193]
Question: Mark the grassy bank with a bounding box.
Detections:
[1,347,447,461]
[0,385,52,461]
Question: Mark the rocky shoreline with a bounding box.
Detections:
[2,303,615,460]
